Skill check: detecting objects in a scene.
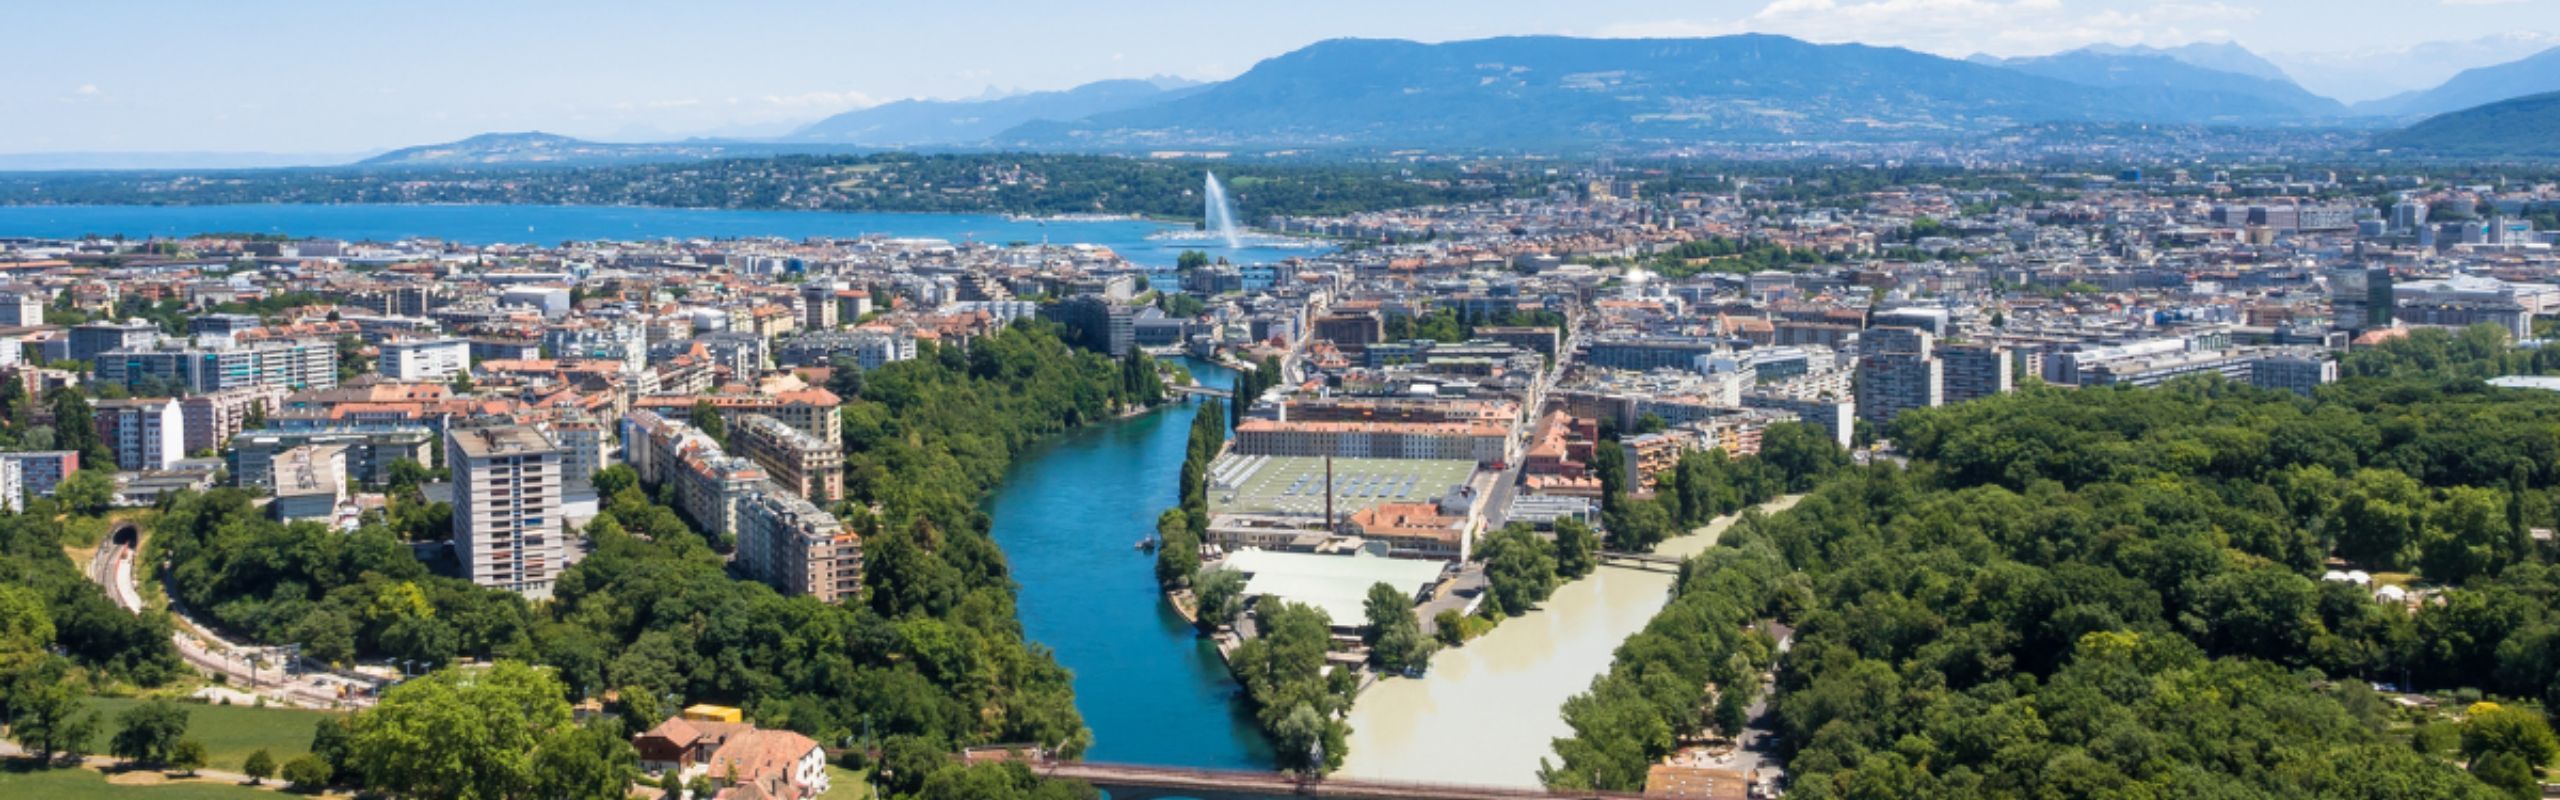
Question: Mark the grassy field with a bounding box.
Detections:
[0,766,284,799]
[82,697,341,773]
[1207,455,1478,517]
[818,764,875,799]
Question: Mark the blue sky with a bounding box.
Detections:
[5,0,2557,153]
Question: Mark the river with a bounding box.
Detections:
[0,204,1323,267]
[1336,495,1804,788]
[988,358,1274,770]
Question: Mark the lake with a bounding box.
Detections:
[0,204,1322,267]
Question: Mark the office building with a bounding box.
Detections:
[449,424,567,598]
[188,313,265,340]
[97,340,338,394]
[231,426,434,489]
[69,320,160,363]
[269,444,350,525]
[1232,418,1508,464]
[94,397,183,471]
[379,337,471,381]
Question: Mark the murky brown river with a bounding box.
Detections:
[1337,496,1802,787]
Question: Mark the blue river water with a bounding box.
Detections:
[988,358,1272,770]
[0,203,1319,267]
[0,203,1279,776]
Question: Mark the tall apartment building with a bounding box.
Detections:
[735,488,863,603]
[1043,295,1135,356]
[800,283,840,331]
[0,287,45,327]
[449,424,566,598]
[379,338,470,381]
[179,386,284,454]
[1855,326,1942,427]
[0,451,79,511]
[732,414,844,504]
[94,397,184,471]
[1939,342,2013,405]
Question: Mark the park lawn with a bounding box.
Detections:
[83,697,341,773]
[0,766,282,800]
[819,764,875,800]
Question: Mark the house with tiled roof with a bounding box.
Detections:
[634,716,830,800]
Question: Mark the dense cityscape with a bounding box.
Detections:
[16,4,2560,800]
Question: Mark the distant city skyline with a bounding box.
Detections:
[5,0,2558,154]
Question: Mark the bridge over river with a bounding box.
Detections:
[1031,761,1644,800]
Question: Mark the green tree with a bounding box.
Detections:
[2463,702,2560,771]
[1363,582,1436,672]
[1434,610,1467,647]
[1190,566,1247,632]
[281,755,334,789]
[110,698,192,766]
[48,388,111,466]
[689,400,727,446]
[531,718,641,800]
[170,738,207,776]
[55,469,113,516]
[1480,525,1560,616]
[9,662,99,764]
[244,749,277,785]
[349,660,572,800]
[1553,518,1598,579]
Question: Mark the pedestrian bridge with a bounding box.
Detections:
[1594,550,1685,572]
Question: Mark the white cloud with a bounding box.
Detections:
[756,90,877,111]
[1592,19,1746,38]
[2441,0,2527,5]
[74,84,98,96]
[1600,0,2266,57]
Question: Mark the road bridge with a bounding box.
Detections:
[1170,383,1234,399]
[1032,761,1645,800]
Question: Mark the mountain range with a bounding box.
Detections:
[328,33,2560,166]
[1971,47,2341,118]
[357,132,872,168]
[792,77,1202,146]
[2355,47,2560,118]
[2376,91,2560,159]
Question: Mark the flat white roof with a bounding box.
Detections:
[1224,549,1446,627]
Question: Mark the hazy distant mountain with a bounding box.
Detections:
[2076,42,2296,84]
[1977,47,2343,117]
[791,78,1205,147]
[998,35,2341,150]
[2374,91,2560,158]
[0,151,373,171]
[2356,46,2560,118]
[357,132,870,168]
[2278,33,2560,106]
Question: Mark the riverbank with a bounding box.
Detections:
[1334,495,1803,788]
[987,357,1274,769]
